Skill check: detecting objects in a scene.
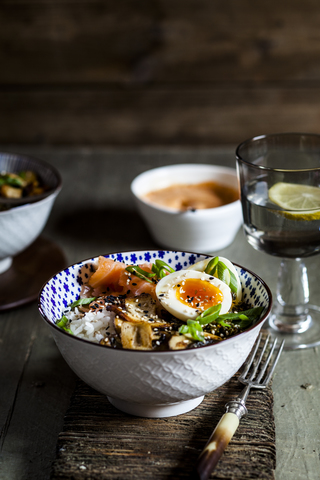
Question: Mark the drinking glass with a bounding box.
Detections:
[236,133,320,350]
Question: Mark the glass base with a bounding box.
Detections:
[266,305,320,350]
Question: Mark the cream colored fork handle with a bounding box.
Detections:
[195,412,239,480]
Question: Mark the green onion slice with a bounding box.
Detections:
[152,260,175,278]
[125,266,155,283]
[204,256,219,275]
[56,315,74,334]
[187,320,205,342]
[196,304,222,325]
[179,320,205,342]
[205,257,238,295]
[126,260,174,282]
[56,315,69,328]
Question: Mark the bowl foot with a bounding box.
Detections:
[107,395,204,418]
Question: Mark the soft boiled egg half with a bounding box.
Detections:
[187,256,242,303]
[156,269,232,321]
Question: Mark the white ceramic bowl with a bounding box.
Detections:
[131,164,242,253]
[0,152,62,273]
[38,250,272,418]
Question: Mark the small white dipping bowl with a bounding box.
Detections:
[38,250,272,418]
[131,164,242,253]
[0,152,61,273]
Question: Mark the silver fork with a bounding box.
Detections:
[195,332,285,480]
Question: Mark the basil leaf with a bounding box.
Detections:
[218,319,232,327]
[70,297,97,308]
[238,317,253,329]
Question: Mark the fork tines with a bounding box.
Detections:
[240,332,285,387]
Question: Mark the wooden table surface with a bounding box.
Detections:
[0,146,319,480]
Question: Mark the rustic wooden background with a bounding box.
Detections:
[1,0,320,146]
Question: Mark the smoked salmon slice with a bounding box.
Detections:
[88,257,156,298]
[88,257,126,291]
[118,263,156,299]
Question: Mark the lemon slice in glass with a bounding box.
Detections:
[269,182,320,220]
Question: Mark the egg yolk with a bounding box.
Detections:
[175,278,223,311]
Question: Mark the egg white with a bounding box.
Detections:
[186,256,242,302]
[156,269,232,321]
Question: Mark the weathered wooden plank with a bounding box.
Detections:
[1,0,320,145]
[1,85,320,145]
[1,0,320,84]
[0,304,77,480]
[50,332,276,480]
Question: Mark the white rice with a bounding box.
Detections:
[63,306,115,343]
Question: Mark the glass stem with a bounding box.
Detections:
[270,258,311,334]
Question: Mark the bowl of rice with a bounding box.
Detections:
[38,249,272,418]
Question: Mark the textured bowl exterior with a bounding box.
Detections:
[131,164,243,253]
[0,192,59,259]
[39,250,272,408]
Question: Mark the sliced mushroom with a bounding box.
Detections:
[124,293,159,323]
[168,334,192,350]
[108,293,172,329]
[121,321,153,350]
[113,316,123,334]
[203,332,223,342]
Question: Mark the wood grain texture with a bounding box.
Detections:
[0,302,77,480]
[1,0,320,84]
[1,147,320,480]
[51,337,276,479]
[2,85,320,145]
[1,1,320,144]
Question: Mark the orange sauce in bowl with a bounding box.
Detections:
[143,181,239,211]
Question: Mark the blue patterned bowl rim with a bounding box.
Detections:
[38,249,272,353]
